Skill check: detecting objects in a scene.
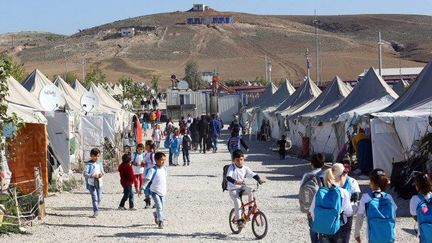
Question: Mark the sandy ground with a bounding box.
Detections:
[1,129,419,243]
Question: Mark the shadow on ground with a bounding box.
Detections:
[97,231,234,241]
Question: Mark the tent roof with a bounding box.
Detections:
[275,78,322,116]
[295,76,352,119]
[392,79,410,96]
[88,82,123,112]
[319,67,398,122]
[22,69,53,96]
[6,76,46,124]
[53,77,82,112]
[71,79,88,95]
[258,79,296,109]
[382,60,432,113]
[250,82,277,107]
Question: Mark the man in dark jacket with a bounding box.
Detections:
[198,115,209,153]
[209,114,222,153]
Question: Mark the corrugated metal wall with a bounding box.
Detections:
[218,94,240,122]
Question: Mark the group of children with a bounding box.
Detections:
[301,153,432,243]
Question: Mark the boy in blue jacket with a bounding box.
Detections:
[83,148,105,218]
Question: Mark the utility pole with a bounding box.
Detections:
[268,59,272,83]
[79,58,86,81]
[313,10,320,85]
[378,32,384,76]
[305,48,311,80]
[264,55,268,82]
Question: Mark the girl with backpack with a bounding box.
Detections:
[182,133,192,166]
[169,129,181,166]
[309,163,353,243]
[340,163,361,243]
[409,173,432,243]
[354,169,397,243]
[143,141,156,209]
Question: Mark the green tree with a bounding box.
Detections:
[0,57,23,173]
[254,76,268,85]
[0,55,28,82]
[184,61,202,90]
[119,77,134,100]
[61,71,79,84]
[151,75,160,93]
[84,65,106,85]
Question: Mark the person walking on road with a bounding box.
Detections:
[209,114,222,153]
[198,115,209,153]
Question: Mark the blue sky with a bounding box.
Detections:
[1,0,431,35]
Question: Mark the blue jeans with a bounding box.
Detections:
[151,192,166,223]
[119,185,134,208]
[88,185,102,212]
[182,149,190,163]
[211,135,218,151]
[169,148,173,165]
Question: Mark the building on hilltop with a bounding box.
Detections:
[120,27,135,37]
[192,4,208,12]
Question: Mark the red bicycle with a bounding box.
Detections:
[228,183,268,239]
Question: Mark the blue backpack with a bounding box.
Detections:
[164,136,170,149]
[311,186,343,235]
[416,194,432,243]
[342,177,352,192]
[228,136,241,152]
[365,192,395,243]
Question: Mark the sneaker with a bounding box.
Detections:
[118,206,127,210]
[91,211,99,218]
[158,221,164,229]
[129,207,137,211]
[183,163,186,166]
[237,220,245,228]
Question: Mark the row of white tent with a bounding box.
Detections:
[6,69,132,173]
[243,59,432,176]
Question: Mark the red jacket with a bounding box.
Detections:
[118,162,134,187]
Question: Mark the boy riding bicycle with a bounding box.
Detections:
[226,150,265,228]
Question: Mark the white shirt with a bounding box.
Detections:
[144,152,155,168]
[226,164,256,191]
[132,152,145,175]
[309,186,354,222]
[299,168,324,186]
[145,166,167,196]
[152,129,162,141]
[410,192,432,216]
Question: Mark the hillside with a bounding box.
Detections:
[1,11,431,87]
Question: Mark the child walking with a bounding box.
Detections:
[409,173,432,243]
[83,148,105,218]
[226,150,265,228]
[143,141,156,209]
[170,129,181,166]
[132,143,145,193]
[182,133,192,166]
[152,124,163,150]
[277,135,288,160]
[309,163,353,242]
[227,132,249,160]
[354,169,397,243]
[139,152,168,229]
[118,153,135,210]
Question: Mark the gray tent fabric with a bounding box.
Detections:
[392,79,410,96]
[53,76,82,112]
[383,60,431,112]
[294,76,352,120]
[71,79,88,95]
[319,67,398,122]
[47,112,70,172]
[250,82,277,107]
[258,79,295,109]
[275,78,322,116]
[22,69,53,95]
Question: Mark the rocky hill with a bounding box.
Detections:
[1,10,431,87]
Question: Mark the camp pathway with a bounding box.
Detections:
[2,132,417,242]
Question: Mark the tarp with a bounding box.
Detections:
[46,112,70,172]
[79,115,104,162]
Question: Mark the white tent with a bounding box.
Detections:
[53,76,82,112]
[6,76,46,124]
[287,76,352,152]
[113,84,123,96]
[311,68,398,159]
[392,79,410,96]
[272,78,321,141]
[71,79,88,96]
[371,60,432,175]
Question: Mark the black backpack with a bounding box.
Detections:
[222,164,233,192]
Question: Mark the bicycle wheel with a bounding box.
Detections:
[229,208,243,234]
[252,211,268,239]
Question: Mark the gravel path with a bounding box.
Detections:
[1,130,419,242]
